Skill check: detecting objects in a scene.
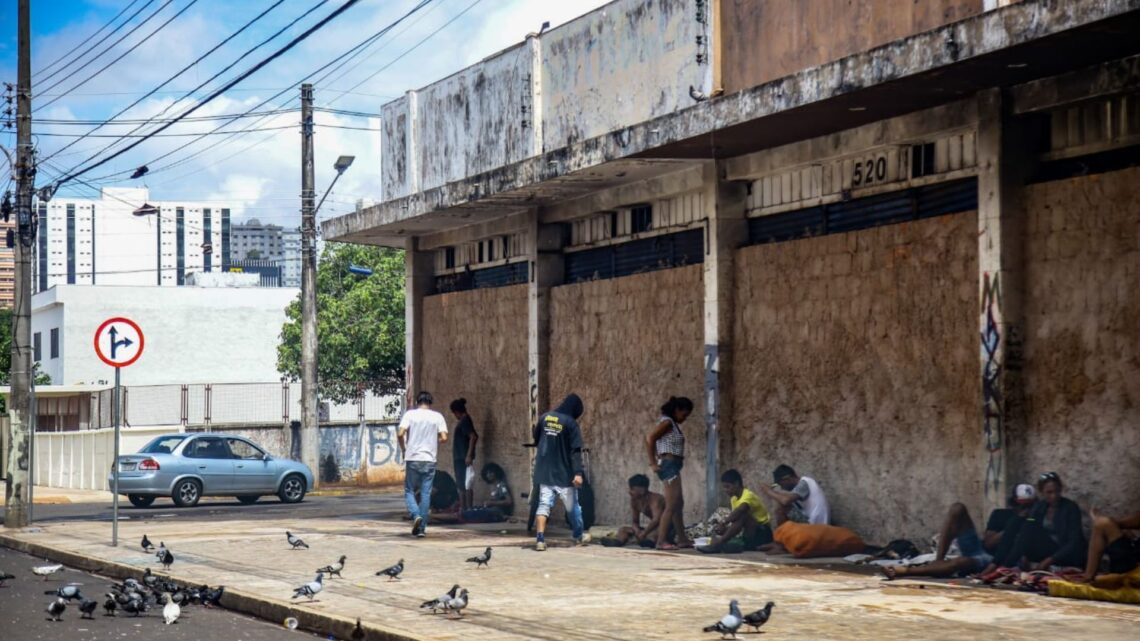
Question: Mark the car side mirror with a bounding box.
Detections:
[263,453,272,461]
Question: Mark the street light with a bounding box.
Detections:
[315,155,355,216]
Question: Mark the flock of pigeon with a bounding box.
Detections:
[702,599,776,639]
[21,536,225,627]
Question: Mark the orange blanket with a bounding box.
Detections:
[773,521,865,558]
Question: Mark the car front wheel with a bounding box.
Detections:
[278,474,306,504]
[172,479,202,507]
[127,494,155,508]
[236,495,260,505]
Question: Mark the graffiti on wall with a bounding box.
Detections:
[703,345,719,430]
[368,424,404,467]
[981,272,1023,501]
[528,367,539,427]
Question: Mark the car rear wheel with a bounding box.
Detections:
[236,495,260,505]
[278,474,306,504]
[127,494,155,508]
[172,479,202,507]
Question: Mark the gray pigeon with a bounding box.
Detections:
[286,531,309,550]
[32,564,63,580]
[0,570,14,586]
[743,601,775,632]
[78,598,98,619]
[161,549,174,570]
[702,599,743,639]
[291,574,324,601]
[317,555,346,578]
[420,584,461,613]
[141,534,154,552]
[442,588,469,619]
[466,547,492,568]
[376,559,404,581]
[46,597,67,622]
[155,542,167,562]
[142,568,158,588]
[103,593,118,617]
[44,584,83,601]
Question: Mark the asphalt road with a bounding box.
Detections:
[0,546,328,641]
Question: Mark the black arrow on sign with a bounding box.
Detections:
[109,326,134,360]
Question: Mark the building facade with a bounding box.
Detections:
[324,0,1140,543]
[230,218,301,287]
[0,215,14,307]
[33,187,230,291]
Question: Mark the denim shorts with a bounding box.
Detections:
[656,458,683,483]
[956,527,994,572]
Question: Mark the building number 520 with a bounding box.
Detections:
[851,154,889,187]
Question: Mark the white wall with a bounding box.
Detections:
[31,299,65,384]
[33,285,298,386]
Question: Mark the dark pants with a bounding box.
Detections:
[1003,521,1086,568]
[404,461,436,531]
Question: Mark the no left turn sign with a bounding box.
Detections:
[94,317,145,368]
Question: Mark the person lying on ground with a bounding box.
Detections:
[460,463,514,523]
[698,469,773,554]
[881,483,1037,580]
[757,464,830,525]
[1077,508,1140,582]
[989,472,1087,572]
[601,474,671,547]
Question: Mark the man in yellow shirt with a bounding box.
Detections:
[698,469,774,554]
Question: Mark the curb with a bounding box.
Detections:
[0,534,424,641]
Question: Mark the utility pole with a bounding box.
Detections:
[299,83,319,486]
[5,0,34,529]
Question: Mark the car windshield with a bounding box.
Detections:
[138,435,188,455]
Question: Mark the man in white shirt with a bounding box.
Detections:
[758,464,831,525]
[398,391,448,537]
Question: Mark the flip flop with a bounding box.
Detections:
[656,543,680,551]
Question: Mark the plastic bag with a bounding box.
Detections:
[465,465,475,490]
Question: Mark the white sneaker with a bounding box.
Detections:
[575,533,593,546]
[535,540,547,551]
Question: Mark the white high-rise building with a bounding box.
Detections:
[33,187,232,292]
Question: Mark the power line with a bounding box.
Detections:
[33,0,145,79]
[35,0,156,84]
[36,108,298,126]
[35,125,297,138]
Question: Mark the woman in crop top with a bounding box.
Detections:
[646,396,695,550]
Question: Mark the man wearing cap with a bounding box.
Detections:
[882,484,1038,580]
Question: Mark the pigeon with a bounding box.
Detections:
[0,570,15,586]
[142,568,158,588]
[141,534,155,552]
[420,584,461,613]
[46,597,67,621]
[203,585,225,608]
[317,555,347,578]
[121,597,145,617]
[44,584,83,601]
[291,574,324,601]
[286,531,309,550]
[155,542,167,562]
[351,618,365,641]
[466,547,492,568]
[162,593,181,624]
[161,549,175,570]
[702,599,743,639]
[102,593,118,617]
[78,598,98,619]
[376,559,404,581]
[743,602,775,632]
[442,588,469,619]
[32,564,64,580]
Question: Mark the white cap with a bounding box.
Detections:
[1015,483,1037,503]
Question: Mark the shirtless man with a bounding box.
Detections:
[601,474,671,547]
[1079,508,1140,581]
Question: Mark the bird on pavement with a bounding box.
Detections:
[155,542,168,562]
[78,598,98,619]
[351,618,365,641]
[442,588,469,619]
[292,574,324,601]
[141,534,155,552]
[102,593,118,617]
[142,568,158,588]
[32,564,63,580]
[702,599,743,639]
[161,549,175,570]
[376,559,404,581]
[317,555,347,578]
[121,597,146,617]
[162,593,181,624]
[286,531,310,550]
[44,584,83,601]
[466,547,492,568]
[743,601,775,632]
[46,597,67,622]
[203,585,225,608]
[0,570,15,586]
[420,584,461,613]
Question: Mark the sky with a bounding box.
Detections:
[0,0,609,227]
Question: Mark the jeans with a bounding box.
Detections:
[404,461,436,531]
[537,485,584,540]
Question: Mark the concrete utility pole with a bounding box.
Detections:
[5,0,33,529]
[299,83,320,486]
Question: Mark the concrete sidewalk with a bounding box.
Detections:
[2,511,1137,641]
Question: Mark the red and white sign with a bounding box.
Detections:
[94,317,145,368]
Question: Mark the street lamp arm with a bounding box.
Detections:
[313,170,345,218]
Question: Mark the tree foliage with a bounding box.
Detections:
[277,242,405,403]
[0,307,53,386]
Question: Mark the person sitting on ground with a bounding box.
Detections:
[1078,508,1140,582]
[602,474,671,548]
[881,483,1038,580]
[698,469,773,554]
[461,463,514,523]
[757,464,830,525]
[992,472,1087,572]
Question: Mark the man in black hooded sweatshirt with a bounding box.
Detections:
[532,393,592,550]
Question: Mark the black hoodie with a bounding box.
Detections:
[532,394,585,487]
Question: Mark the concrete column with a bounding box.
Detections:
[527,212,565,432]
[976,88,1028,518]
[701,161,749,515]
[404,237,433,410]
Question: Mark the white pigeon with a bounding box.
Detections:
[162,593,181,625]
[155,542,168,562]
[702,599,743,639]
[291,573,324,601]
[443,588,469,619]
[32,564,64,580]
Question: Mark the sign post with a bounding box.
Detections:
[94,317,144,547]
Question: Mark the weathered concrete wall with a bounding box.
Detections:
[421,285,530,501]
[541,0,706,150]
[549,266,706,525]
[732,212,980,544]
[381,97,412,200]
[1015,168,1140,514]
[721,0,984,92]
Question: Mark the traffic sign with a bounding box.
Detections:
[94,317,145,368]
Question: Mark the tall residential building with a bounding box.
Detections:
[33,187,231,292]
[0,216,14,307]
[231,218,301,287]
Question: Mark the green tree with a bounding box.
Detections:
[0,307,53,411]
[277,242,405,403]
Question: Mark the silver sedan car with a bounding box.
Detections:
[109,433,315,508]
